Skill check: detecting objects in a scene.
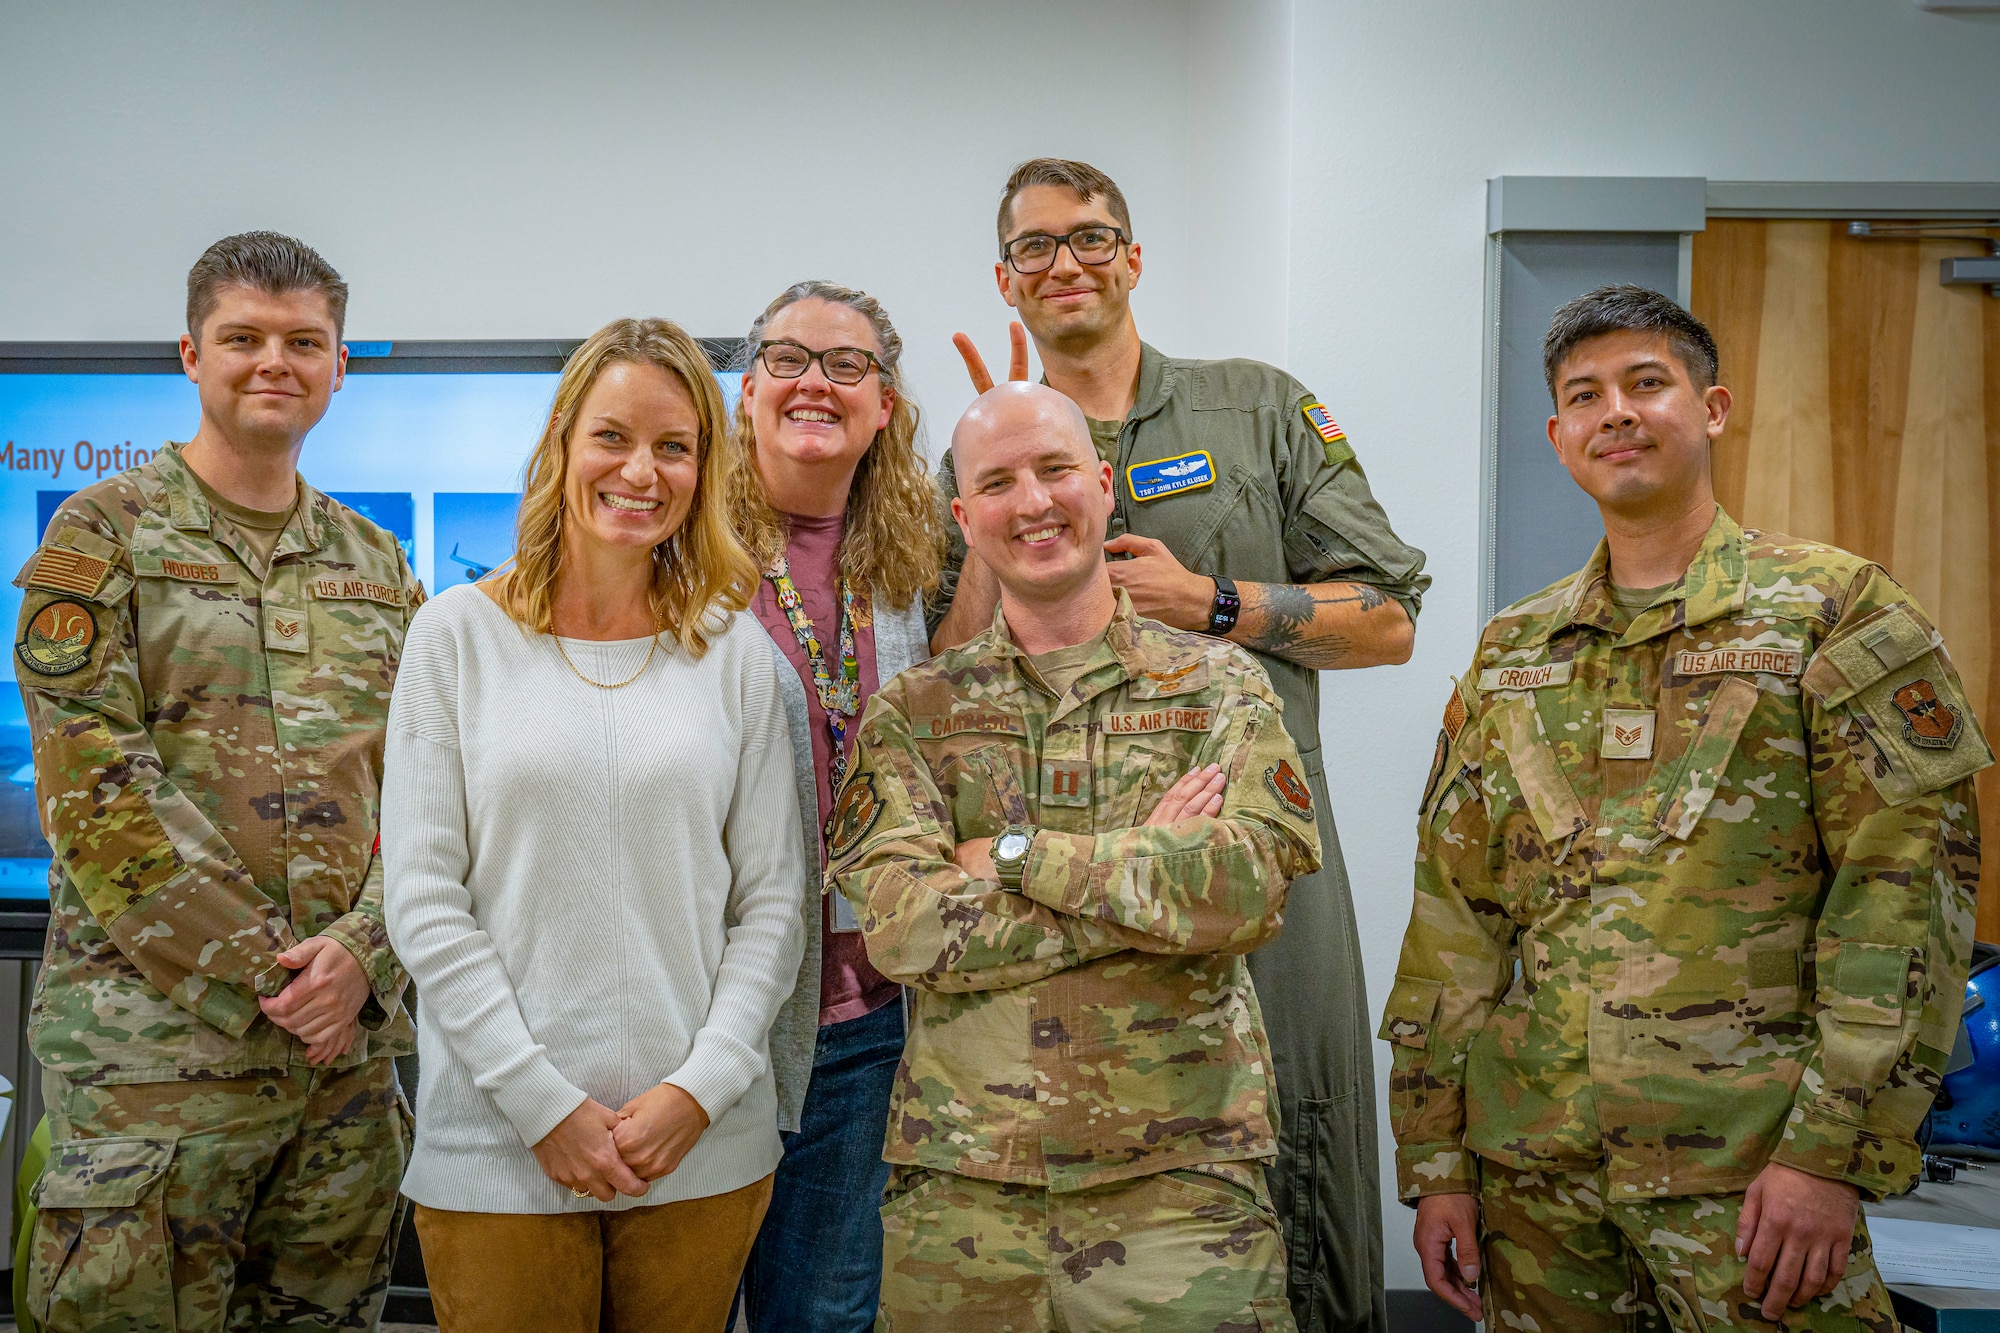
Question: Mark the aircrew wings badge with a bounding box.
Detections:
[1264,759,1314,822]
[1127,451,1215,503]
[826,773,884,859]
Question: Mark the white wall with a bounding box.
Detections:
[1286,0,2000,1290]
[0,0,1213,432]
[6,0,2000,1297]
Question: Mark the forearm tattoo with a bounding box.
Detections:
[1240,582,1389,668]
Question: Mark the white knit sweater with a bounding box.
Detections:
[383,585,804,1213]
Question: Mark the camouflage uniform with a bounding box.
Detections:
[934,343,1430,1333]
[13,442,420,1332]
[1383,508,1988,1332]
[830,590,1321,1333]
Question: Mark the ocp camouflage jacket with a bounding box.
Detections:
[1384,508,1988,1203]
[14,443,420,1083]
[829,590,1321,1192]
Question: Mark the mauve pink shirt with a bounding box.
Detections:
[751,511,903,1027]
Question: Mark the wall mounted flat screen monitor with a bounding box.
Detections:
[0,340,742,909]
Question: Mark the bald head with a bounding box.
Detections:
[948,382,1115,610]
[951,383,1092,484]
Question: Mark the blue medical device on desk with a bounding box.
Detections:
[1928,942,2000,1157]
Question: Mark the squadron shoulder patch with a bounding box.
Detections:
[17,599,97,676]
[25,546,111,599]
[826,773,884,859]
[1301,400,1355,467]
[1892,679,1962,749]
[1265,759,1314,822]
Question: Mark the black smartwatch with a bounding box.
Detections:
[1206,575,1241,636]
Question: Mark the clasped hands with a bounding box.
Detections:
[259,935,372,1066]
[951,763,1227,880]
[531,1083,710,1203]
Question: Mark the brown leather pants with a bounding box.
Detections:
[414,1175,773,1333]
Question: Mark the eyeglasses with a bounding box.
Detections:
[1001,225,1129,274]
[755,339,881,386]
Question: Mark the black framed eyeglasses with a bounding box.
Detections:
[755,339,882,386]
[1001,225,1129,274]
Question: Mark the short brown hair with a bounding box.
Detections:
[1543,285,1719,404]
[504,318,756,659]
[996,159,1132,249]
[186,231,349,343]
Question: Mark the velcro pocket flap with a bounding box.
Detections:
[14,543,134,606]
[32,1136,174,1209]
[1827,941,1915,1028]
[1378,974,1444,1048]
[1488,697,1588,845]
[1653,675,1761,843]
[1805,604,1935,709]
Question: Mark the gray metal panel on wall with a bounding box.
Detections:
[1486,232,1683,620]
[1488,177,1706,235]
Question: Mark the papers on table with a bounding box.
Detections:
[1870,1217,2000,1292]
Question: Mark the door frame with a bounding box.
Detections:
[1480,176,2000,625]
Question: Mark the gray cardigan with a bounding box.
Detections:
[756,597,929,1131]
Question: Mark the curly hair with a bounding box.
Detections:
[726,280,945,609]
[503,317,755,658]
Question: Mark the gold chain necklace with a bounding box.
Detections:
[553,615,665,690]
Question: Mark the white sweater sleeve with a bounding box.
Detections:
[663,640,807,1121]
[383,608,589,1149]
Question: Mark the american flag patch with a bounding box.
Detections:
[1302,401,1346,446]
[27,546,111,598]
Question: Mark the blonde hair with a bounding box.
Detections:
[502,317,755,658]
[726,281,945,609]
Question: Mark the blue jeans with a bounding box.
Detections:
[736,998,906,1333]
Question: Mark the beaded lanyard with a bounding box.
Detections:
[765,552,862,794]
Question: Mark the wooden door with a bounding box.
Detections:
[1692,218,2000,943]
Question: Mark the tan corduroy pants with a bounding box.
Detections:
[414,1174,773,1333]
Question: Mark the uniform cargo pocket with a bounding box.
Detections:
[1807,603,1995,804]
[1378,975,1443,1048]
[1156,1160,1279,1230]
[1828,942,1916,1027]
[1253,1295,1301,1333]
[878,1164,946,1220]
[27,1135,176,1330]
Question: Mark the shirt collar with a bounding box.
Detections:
[986,586,1143,697]
[1128,342,1175,424]
[157,441,334,555]
[1036,341,1175,428]
[1552,505,1748,646]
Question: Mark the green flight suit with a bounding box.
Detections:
[932,344,1430,1333]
